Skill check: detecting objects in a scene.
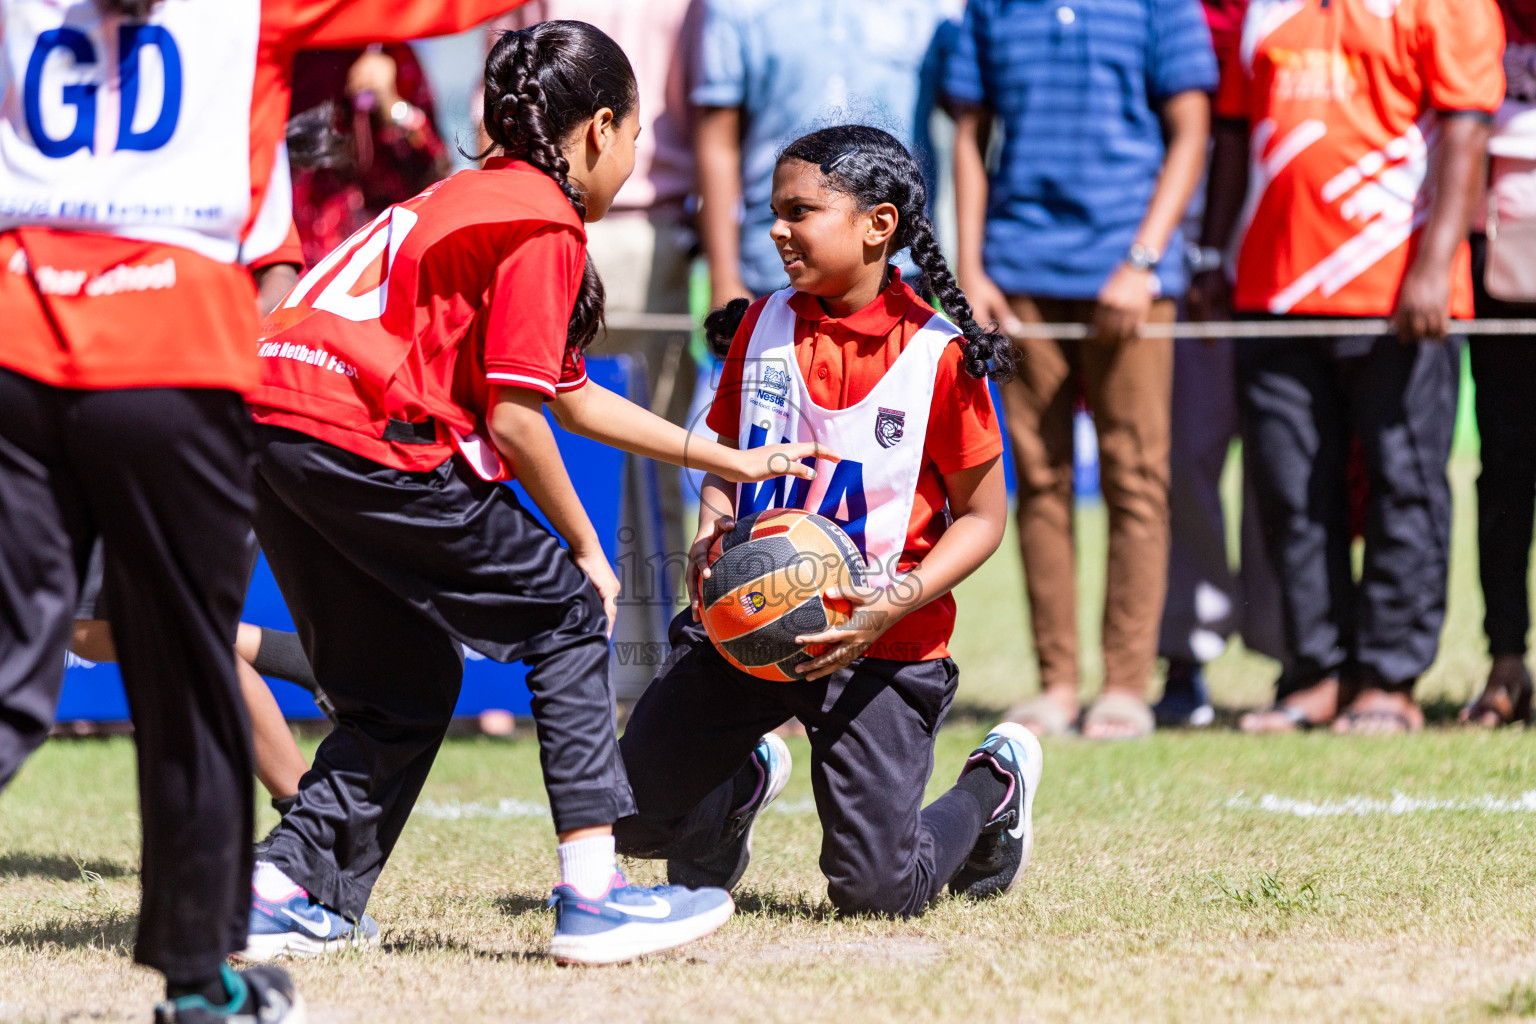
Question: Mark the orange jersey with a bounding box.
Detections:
[1217,0,1505,317]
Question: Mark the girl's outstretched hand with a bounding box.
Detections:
[687,516,736,621]
[793,584,903,681]
[727,442,839,483]
[570,543,620,638]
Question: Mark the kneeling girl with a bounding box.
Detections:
[614,126,1044,916]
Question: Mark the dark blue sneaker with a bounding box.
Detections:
[243,870,380,961]
[1153,659,1215,728]
[153,964,304,1023]
[668,732,792,890]
[949,722,1044,900]
[547,874,735,965]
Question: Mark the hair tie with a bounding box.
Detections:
[820,150,858,174]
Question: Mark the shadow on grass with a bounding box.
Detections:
[0,912,136,954]
[0,851,134,881]
[733,888,835,922]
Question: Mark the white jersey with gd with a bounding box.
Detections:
[734,287,957,589]
[0,0,261,263]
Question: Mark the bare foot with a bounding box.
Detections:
[1332,688,1424,735]
[1460,656,1533,728]
[1238,677,1340,734]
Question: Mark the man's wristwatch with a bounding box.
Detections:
[1185,244,1225,275]
[1125,242,1161,272]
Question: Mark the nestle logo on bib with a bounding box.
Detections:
[750,365,791,413]
[875,408,905,449]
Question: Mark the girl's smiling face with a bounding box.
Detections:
[768,158,898,312]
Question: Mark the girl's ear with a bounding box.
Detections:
[863,202,900,251]
[587,107,616,156]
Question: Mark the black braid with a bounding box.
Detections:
[475,23,635,353]
[779,125,1016,383]
[905,214,1016,382]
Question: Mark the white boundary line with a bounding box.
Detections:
[1227,790,1536,818]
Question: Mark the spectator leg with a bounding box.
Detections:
[1001,296,1082,702]
[1236,336,1354,688]
[1345,336,1458,690]
[1081,300,1175,701]
[1160,337,1240,667]
[1471,335,1536,659]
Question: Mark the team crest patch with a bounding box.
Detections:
[875,407,905,449]
[739,591,767,615]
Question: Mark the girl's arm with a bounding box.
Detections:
[794,455,1007,681]
[488,386,620,633]
[686,436,744,620]
[551,379,834,482]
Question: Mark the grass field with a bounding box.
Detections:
[3,456,1535,1023]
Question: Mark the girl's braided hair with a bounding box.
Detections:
[477,21,636,353]
[705,125,1016,383]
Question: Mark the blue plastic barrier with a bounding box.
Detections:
[58,356,646,721]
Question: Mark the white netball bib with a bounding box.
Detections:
[0,0,261,262]
[734,288,956,589]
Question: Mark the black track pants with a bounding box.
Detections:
[0,368,255,980]
[615,612,981,918]
[1236,325,1459,689]
[252,425,630,917]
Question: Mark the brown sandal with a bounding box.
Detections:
[1461,660,1533,727]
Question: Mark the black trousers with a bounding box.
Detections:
[1236,324,1459,690]
[0,369,255,979]
[614,613,981,918]
[252,426,630,917]
[1469,235,1536,657]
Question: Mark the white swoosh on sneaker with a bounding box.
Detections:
[1006,751,1028,840]
[280,907,335,938]
[604,895,672,919]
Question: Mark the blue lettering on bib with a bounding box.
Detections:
[23,24,184,158]
[738,423,868,555]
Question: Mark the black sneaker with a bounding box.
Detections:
[949,722,1044,900]
[153,965,304,1024]
[668,733,791,890]
[1153,659,1214,728]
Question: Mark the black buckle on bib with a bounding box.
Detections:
[383,418,438,445]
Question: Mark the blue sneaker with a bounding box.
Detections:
[153,964,304,1024]
[668,732,792,890]
[243,868,380,961]
[547,874,735,965]
[949,722,1044,900]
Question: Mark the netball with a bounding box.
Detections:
[699,509,867,681]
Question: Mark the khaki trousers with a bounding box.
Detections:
[1001,296,1174,697]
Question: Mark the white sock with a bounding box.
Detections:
[557,835,617,898]
[252,860,306,902]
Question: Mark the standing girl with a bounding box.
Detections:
[613,126,1045,917]
[242,21,825,965]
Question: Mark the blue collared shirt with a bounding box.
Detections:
[944,0,1217,300]
[693,0,963,297]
